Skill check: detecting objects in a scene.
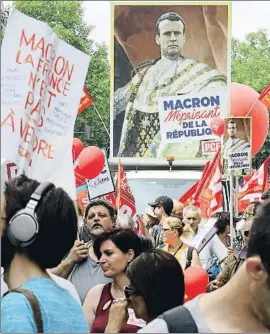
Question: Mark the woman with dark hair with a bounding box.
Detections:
[83,229,144,332]
[105,249,185,332]
[214,212,231,247]
[1,175,88,333]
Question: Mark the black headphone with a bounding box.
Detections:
[7,182,54,247]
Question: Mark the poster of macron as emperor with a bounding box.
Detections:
[111,2,231,159]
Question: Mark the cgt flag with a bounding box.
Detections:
[238,157,269,212]
[258,83,270,109]
[115,160,136,217]
[78,85,93,114]
[194,149,223,218]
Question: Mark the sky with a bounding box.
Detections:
[83,1,270,48]
[3,0,270,46]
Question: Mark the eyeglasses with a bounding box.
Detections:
[243,230,250,237]
[124,286,141,299]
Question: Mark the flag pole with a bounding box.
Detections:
[229,174,235,247]
[246,98,258,117]
[93,103,110,138]
[234,176,239,217]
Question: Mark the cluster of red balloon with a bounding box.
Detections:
[72,138,105,186]
[184,266,209,303]
[209,82,269,157]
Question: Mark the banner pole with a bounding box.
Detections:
[235,176,239,217]
[229,174,234,247]
[246,99,258,117]
[93,103,110,138]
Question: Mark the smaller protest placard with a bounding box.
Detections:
[222,117,252,177]
[158,92,227,143]
[86,150,115,200]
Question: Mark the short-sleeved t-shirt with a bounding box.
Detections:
[138,296,211,333]
[1,277,89,333]
[183,225,227,270]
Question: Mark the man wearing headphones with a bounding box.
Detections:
[1,175,88,333]
[51,199,116,303]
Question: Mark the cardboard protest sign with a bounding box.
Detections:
[1,10,90,199]
[1,158,19,193]
[222,117,252,177]
[86,151,115,200]
[158,92,227,143]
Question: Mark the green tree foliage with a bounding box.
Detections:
[231,30,270,168]
[13,0,110,149]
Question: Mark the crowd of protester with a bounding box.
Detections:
[1,174,270,333]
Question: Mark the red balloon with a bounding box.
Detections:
[78,146,105,180]
[74,165,86,187]
[210,117,225,136]
[184,266,209,300]
[72,138,84,162]
[231,83,269,156]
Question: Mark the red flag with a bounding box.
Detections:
[193,161,211,203]
[258,83,270,109]
[179,181,199,206]
[103,193,117,208]
[115,160,136,217]
[77,188,89,214]
[238,157,270,212]
[179,162,210,206]
[194,150,223,218]
[78,85,93,114]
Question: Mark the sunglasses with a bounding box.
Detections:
[243,230,250,237]
[124,286,140,299]
[162,228,171,233]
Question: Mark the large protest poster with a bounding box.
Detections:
[111,2,231,160]
[222,117,252,177]
[1,10,90,199]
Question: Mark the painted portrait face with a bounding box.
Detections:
[156,19,185,60]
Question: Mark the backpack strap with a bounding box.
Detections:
[185,246,194,269]
[160,305,198,333]
[4,288,44,333]
[197,226,218,254]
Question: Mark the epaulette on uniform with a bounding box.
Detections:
[131,60,156,78]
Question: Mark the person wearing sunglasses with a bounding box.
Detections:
[234,201,261,252]
[83,229,145,333]
[105,249,185,332]
[207,216,254,292]
[160,217,201,270]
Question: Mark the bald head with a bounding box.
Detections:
[172,200,184,220]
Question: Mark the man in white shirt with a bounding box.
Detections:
[182,205,227,271]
